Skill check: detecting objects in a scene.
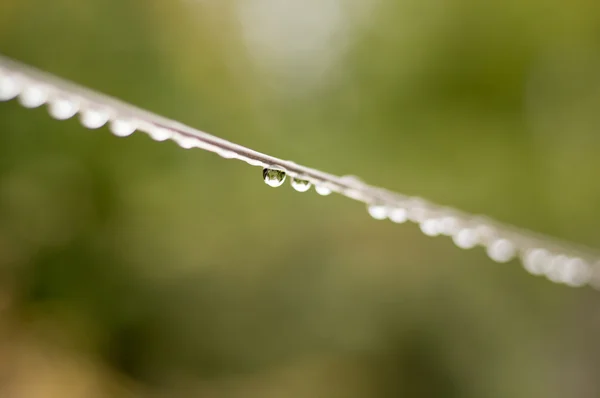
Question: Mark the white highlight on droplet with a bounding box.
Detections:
[546,255,570,283]
[110,118,136,137]
[18,83,48,108]
[80,107,110,129]
[291,177,311,192]
[148,127,171,141]
[522,248,550,275]
[315,185,332,196]
[218,149,236,159]
[48,96,79,120]
[486,238,516,263]
[367,204,387,220]
[419,219,440,236]
[0,71,21,101]
[453,228,478,249]
[263,167,286,187]
[245,158,263,167]
[389,208,407,224]
[562,257,591,287]
[173,133,196,149]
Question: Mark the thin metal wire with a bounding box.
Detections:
[1,53,598,289]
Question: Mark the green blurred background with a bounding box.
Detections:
[1,0,600,397]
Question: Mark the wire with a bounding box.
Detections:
[0,53,598,289]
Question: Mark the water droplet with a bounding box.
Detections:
[546,255,569,283]
[367,204,387,220]
[218,149,236,159]
[18,83,48,108]
[0,71,20,101]
[453,228,478,249]
[263,167,286,187]
[110,118,136,137]
[291,177,311,192]
[48,96,79,120]
[562,258,591,287]
[245,158,263,167]
[173,133,196,149]
[389,208,407,223]
[522,248,550,275]
[148,127,171,141]
[80,107,110,129]
[315,185,332,196]
[486,238,516,263]
[419,219,440,236]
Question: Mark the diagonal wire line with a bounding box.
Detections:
[0,53,598,289]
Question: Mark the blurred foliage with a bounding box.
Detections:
[1,0,600,397]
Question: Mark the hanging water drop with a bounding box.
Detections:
[18,83,48,108]
[148,127,171,141]
[173,133,196,149]
[389,208,407,223]
[48,96,79,120]
[291,177,311,192]
[562,258,591,287]
[453,228,478,249]
[522,248,550,275]
[80,107,110,129]
[367,204,387,220]
[546,255,569,283]
[315,185,331,196]
[110,118,136,137]
[419,219,441,236]
[263,167,286,187]
[486,238,516,263]
[0,71,21,101]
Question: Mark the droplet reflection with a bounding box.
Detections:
[263,168,286,187]
[315,185,331,196]
[291,177,311,192]
[367,204,387,220]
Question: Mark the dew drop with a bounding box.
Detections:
[291,177,311,192]
[148,127,171,141]
[453,228,478,249]
[367,204,387,220]
[486,238,516,263]
[263,167,286,187]
[18,83,48,108]
[173,133,196,149]
[389,208,407,223]
[80,107,110,129]
[546,255,569,283]
[522,248,550,275]
[563,258,591,287]
[315,185,332,196]
[218,149,236,159]
[48,96,79,120]
[419,219,440,236]
[0,71,20,101]
[110,118,136,137]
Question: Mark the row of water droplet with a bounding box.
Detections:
[263,167,332,195]
[366,203,595,288]
[2,65,597,290]
[262,164,596,289]
[0,68,252,158]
